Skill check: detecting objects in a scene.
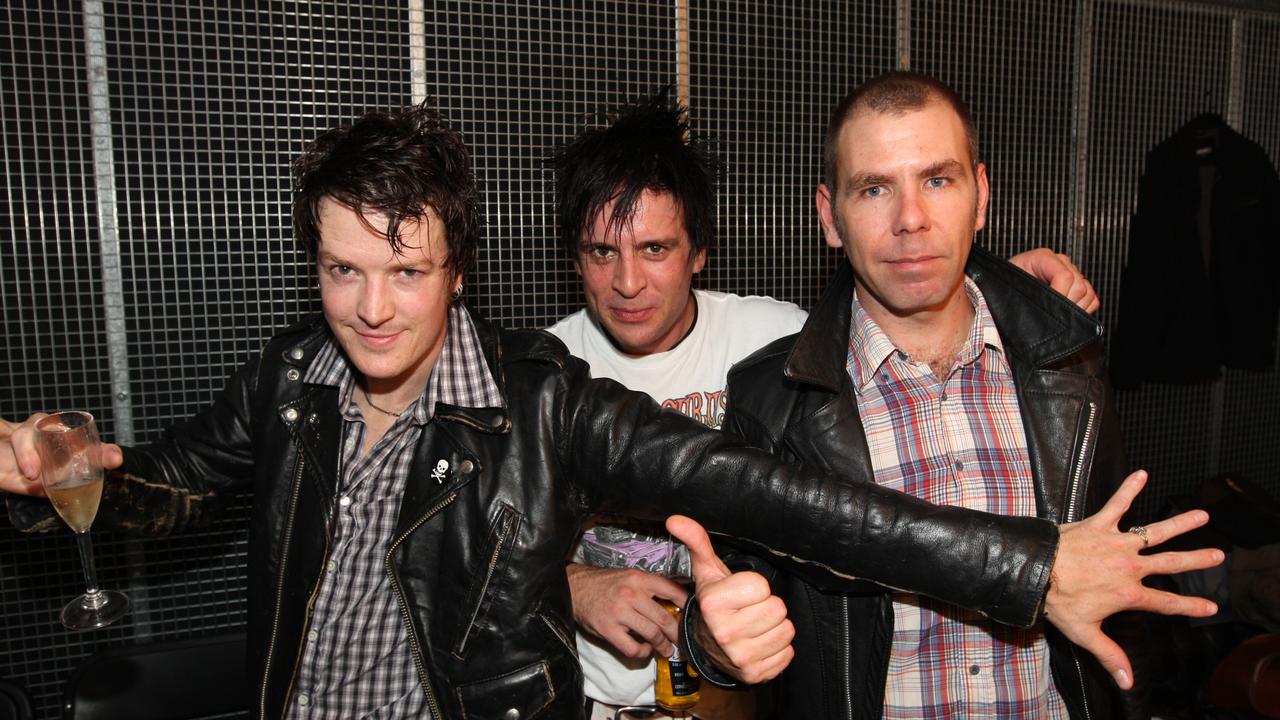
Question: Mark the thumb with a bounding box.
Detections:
[666,514,731,587]
[101,443,125,471]
[1074,626,1134,691]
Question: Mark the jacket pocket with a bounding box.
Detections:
[453,503,521,657]
[536,605,578,659]
[455,659,555,720]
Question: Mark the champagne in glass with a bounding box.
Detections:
[36,411,130,629]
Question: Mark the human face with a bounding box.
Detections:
[316,198,460,397]
[574,190,707,356]
[816,100,989,325]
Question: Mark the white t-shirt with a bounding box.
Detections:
[547,289,808,708]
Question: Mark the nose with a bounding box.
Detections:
[612,253,645,298]
[357,277,394,326]
[893,187,929,235]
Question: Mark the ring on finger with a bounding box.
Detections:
[1128,525,1149,548]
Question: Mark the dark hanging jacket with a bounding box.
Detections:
[1112,113,1280,388]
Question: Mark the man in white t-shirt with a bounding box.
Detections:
[546,92,1100,720]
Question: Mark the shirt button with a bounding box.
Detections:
[307,630,319,643]
[326,561,337,573]
[954,459,964,471]
[297,693,310,706]
[940,392,948,402]
[969,664,981,675]
[339,495,352,507]
[503,709,520,720]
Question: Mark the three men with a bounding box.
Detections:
[0,96,1217,720]
[685,71,1207,719]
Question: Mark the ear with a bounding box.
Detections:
[816,184,844,249]
[973,162,991,232]
[690,246,707,275]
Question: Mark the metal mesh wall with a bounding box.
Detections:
[2,1,1278,718]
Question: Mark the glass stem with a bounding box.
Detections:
[74,530,106,608]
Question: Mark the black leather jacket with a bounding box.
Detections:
[10,301,1063,720]
[709,248,1129,720]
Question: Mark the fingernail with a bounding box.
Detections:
[1213,549,1225,563]
[1112,668,1131,689]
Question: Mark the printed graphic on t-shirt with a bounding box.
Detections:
[661,389,727,429]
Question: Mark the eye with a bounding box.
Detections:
[926,177,948,189]
[642,243,667,257]
[585,245,616,262]
[399,268,420,279]
[330,264,353,276]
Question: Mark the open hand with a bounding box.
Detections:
[1046,469,1224,689]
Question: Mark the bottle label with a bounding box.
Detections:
[668,660,700,697]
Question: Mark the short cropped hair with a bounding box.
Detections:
[823,71,979,189]
[292,102,480,275]
[550,89,720,258]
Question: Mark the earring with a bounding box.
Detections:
[451,283,463,301]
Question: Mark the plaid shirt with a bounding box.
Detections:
[288,305,503,720]
[847,279,1066,720]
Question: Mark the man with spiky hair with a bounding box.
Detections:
[547,91,1115,720]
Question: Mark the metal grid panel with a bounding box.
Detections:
[0,3,121,715]
[689,0,895,308]
[1085,1,1278,520]
[1220,16,1280,494]
[910,0,1080,260]
[1,2,412,717]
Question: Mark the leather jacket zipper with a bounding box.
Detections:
[455,507,517,655]
[1064,401,1097,524]
[385,492,458,720]
[842,597,853,718]
[1065,401,1098,720]
[259,454,307,719]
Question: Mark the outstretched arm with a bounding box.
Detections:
[1009,248,1100,313]
[682,470,1222,689]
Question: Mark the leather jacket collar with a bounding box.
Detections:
[783,246,1103,390]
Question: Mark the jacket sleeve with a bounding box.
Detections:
[555,353,1059,629]
[7,355,262,537]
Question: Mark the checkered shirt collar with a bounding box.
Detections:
[848,275,1005,390]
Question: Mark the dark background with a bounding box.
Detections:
[2,1,1278,718]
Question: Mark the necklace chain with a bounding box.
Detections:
[362,386,404,418]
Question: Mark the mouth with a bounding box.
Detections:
[608,306,654,324]
[355,330,403,348]
[886,255,942,272]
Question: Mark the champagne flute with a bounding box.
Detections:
[35,411,130,629]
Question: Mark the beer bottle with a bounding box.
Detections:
[655,599,700,711]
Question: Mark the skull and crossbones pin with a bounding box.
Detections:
[431,459,450,484]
